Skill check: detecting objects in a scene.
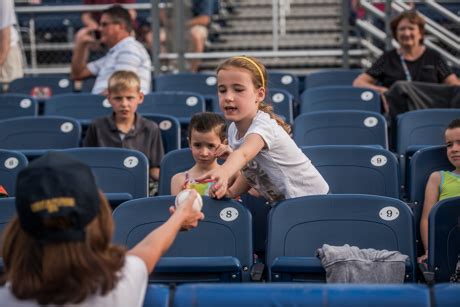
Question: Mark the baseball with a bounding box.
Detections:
[175,189,203,211]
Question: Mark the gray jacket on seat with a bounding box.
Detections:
[316,244,408,283]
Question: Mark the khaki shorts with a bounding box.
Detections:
[189,25,208,42]
[0,44,24,83]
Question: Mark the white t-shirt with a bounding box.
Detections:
[228,110,329,202]
[0,255,148,307]
[0,0,19,48]
[87,36,151,94]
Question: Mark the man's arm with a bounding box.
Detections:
[0,26,11,65]
[443,73,460,86]
[71,27,97,80]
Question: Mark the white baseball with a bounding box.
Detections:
[175,189,203,211]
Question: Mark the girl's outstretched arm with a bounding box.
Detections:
[419,171,441,263]
[198,134,265,198]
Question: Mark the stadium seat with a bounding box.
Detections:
[304,69,362,89]
[173,283,429,307]
[0,150,28,197]
[267,71,300,102]
[407,145,451,254]
[140,92,206,124]
[427,197,460,283]
[154,73,217,96]
[293,111,388,148]
[59,147,149,206]
[300,86,380,114]
[302,145,399,198]
[142,114,181,153]
[8,76,73,97]
[0,94,38,119]
[396,109,460,158]
[158,149,195,195]
[44,93,109,126]
[435,283,460,307]
[143,284,169,307]
[113,195,253,282]
[266,194,416,282]
[0,116,81,159]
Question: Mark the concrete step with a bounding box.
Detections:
[235,0,341,7]
[228,6,340,20]
[221,19,341,34]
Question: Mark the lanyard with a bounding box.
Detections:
[398,52,412,82]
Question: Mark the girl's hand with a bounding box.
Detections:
[196,167,229,199]
[215,144,233,160]
[417,253,428,264]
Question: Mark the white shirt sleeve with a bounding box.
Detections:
[245,111,277,150]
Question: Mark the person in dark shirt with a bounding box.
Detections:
[353,11,459,116]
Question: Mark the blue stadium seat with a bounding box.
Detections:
[173,283,429,307]
[143,284,169,307]
[59,147,149,206]
[8,76,73,97]
[154,73,217,96]
[210,88,294,123]
[300,86,381,114]
[0,150,28,197]
[435,283,460,307]
[304,69,362,89]
[158,149,195,195]
[293,111,388,148]
[267,71,300,102]
[113,196,253,282]
[0,198,16,236]
[0,94,38,119]
[140,92,206,124]
[76,77,96,93]
[302,145,399,198]
[396,109,460,157]
[266,194,416,282]
[428,197,460,282]
[407,146,451,253]
[44,93,109,126]
[0,116,81,159]
[142,114,181,153]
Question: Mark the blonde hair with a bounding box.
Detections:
[0,192,126,305]
[108,70,141,93]
[217,56,291,134]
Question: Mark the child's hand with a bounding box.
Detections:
[215,144,233,160]
[417,253,428,264]
[196,167,229,199]
[169,190,204,230]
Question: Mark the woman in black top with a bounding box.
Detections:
[353,11,459,113]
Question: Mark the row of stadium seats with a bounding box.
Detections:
[1,192,459,283]
[142,283,460,307]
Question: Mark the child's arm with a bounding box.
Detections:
[199,134,265,199]
[215,143,233,160]
[226,172,250,199]
[128,190,204,273]
[150,167,160,181]
[419,171,441,262]
[170,172,186,196]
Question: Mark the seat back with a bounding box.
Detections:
[300,86,380,114]
[113,196,253,282]
[302,145,399,198]
[0,150,28,197]
[266,194,416,282]
[396,109,460,156]
[143,284,169,307]
[0,94,38,119]
[173,283,429,307]
[428,197,460,282]
[154,73,217,96]
[434,283,460,307]
[0,116,81,150]
[304,69,362,89]
[140,92,206,123]
[267,71,300,101]
[59,147,149,199]
[293,111,388,148]
[142,114,181,153]
[158,149,195,195]
[44,93,109,120]
[8,76,73,97]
